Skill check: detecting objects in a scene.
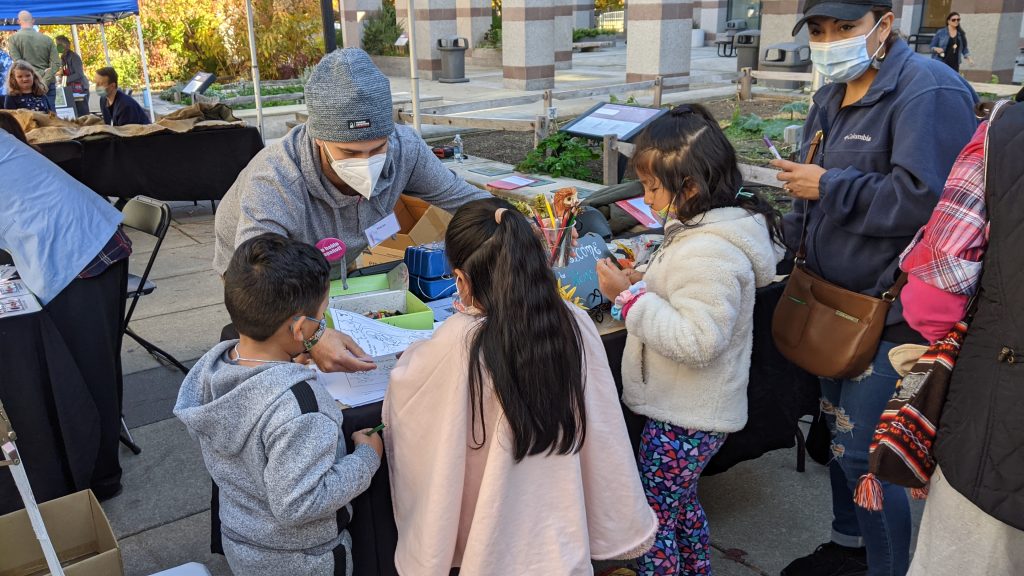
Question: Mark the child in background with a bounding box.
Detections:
[175,233,382,576]
[3,60,52,112]
[597,104,784,576]
[384,197,657,575]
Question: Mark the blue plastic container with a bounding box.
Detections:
[409,274,457,301]
[404,244,450,280]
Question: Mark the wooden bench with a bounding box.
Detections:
[572,40,616,52]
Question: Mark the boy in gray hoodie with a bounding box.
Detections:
[175,233,382,575]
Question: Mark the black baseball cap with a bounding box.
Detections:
[792,0,893,36]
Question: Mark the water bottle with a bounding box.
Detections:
[453,133,464,163]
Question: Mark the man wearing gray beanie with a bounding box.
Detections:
[214,48,488,373]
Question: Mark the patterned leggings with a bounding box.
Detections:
[635,419,727,576]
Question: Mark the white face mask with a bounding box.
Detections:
[324,147,387,199]
[809,18,886,84]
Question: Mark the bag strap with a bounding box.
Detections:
[795,130,825,265]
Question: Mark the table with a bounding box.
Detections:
[0,260,128,515]
[213,272,816,575]
[37,127,264,203]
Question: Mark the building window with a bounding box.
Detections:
[727,0,761,31]
[920,0,952,30]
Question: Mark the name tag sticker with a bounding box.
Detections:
[364,213,401,248]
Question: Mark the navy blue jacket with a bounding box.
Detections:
[783,39,977,334]
[99,89,151,126]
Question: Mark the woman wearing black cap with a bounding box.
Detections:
[769,0,979,575]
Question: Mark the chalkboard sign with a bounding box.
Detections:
[553,233,614,310]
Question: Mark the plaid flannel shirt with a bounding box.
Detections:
[900,123,988,296]
[78,226,132,279]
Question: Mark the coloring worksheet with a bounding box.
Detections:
[318,355,398,407]
[329,308,434,357]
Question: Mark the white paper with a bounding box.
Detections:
[364,212,402,248]
[0,266,17,281]
[329,308,434,357]
[318,356,397,407]
[0,281,41,319]
[425,297,457,323]
[502,175,535,187]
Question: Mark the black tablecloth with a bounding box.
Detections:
[38,127,264,202]
[0,260,127,514]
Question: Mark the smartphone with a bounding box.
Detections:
[763,136,783,161]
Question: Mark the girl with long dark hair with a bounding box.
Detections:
[384,197,656,575]
[596,103,783,576]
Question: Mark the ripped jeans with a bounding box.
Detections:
[819,340,911,576]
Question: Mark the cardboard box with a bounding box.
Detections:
[0,490,123,576]
[356,196,452,268]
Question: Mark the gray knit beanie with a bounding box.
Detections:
[305,48,394,142]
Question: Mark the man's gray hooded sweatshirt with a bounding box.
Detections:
[174,340,380,575]
[212,123,490,275]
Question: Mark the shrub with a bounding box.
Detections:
[478,24,502,49]
[516,132,600,181]
[362,2,406,56]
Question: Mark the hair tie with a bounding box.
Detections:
[736,187,755,200]
[494,208,507,223]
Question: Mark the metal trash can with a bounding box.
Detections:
[735,30,761,72]
[726,18,748,31]
[437,36,469,84]
[760,42,811,89]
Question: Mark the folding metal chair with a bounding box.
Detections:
[121,196,189,375]
[118,197,189,454]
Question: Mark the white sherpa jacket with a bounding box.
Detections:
[622,207,783,433]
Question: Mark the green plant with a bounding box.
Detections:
[779,100,809,120]
[609,94,639,105]
[361,2,406,56]
[516,132,599,181]
[572,27,616,42]
[478,24,502,49]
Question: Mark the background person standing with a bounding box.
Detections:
[56,35,89,116]
[7,11,59,110]
[930,12,973,73]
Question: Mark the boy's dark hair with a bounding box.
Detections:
[631,103,784,245]
[224,234,330,342]
[96,66,118,87]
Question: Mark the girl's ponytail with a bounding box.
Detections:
[446,198,587,462]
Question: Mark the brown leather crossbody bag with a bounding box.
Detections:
[771,130,907,379]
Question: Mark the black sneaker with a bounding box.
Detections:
[780,542,868,576]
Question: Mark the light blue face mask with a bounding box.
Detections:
[809,18,886,84]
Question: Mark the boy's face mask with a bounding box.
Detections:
[809,17,887,84]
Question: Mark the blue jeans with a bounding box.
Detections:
[820,341,911,576]
[46,82,56,110]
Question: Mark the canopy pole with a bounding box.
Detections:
[71,25,80,56]
[134,15,155,122]
[245,0,265,139]
[405,0,421,133]
[99,24,111,66]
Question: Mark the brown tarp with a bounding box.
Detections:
[15,103,249,145]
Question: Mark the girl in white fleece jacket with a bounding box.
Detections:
[597,104,784,576]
